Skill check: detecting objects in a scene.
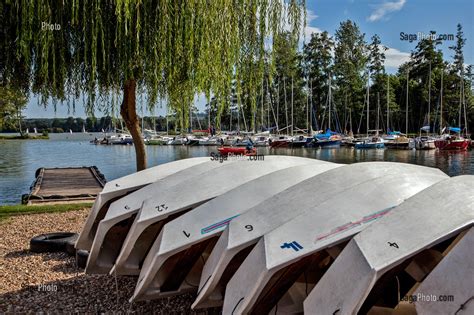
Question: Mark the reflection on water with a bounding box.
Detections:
[0,133,472,204]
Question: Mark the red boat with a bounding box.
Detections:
[269,136,291,148]
[434,136,470,151]
[218,146,256,156]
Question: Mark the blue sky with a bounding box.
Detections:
[26,0,473,118]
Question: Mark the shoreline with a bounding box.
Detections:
[0,135,49,140]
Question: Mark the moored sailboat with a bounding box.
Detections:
[434,71,470,150]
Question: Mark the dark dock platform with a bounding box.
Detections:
[24,167,106,205]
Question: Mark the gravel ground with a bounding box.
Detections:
[0,208,219,314]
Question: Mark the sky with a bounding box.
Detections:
[25,0,474,118]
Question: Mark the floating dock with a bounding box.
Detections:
[24,167,106,205]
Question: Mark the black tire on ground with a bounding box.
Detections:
[76,249,89,269]
[29,232,78,253]
[64,234,79,256]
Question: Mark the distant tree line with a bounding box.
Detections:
[0,116,176,133]
[210,21,473,135]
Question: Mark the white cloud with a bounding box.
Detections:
[384,47,410,68]
[367,0,406,22]
[304,26,323,38]
[303,9,322,38]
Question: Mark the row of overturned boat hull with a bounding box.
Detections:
[76,156,474,314]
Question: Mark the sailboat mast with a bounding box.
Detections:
[377,92,380,136]
[328,76,332,130]
[440,70,443,135]
[366,72,370,138]
[459,73,462,128]
[265,81,270,129]
[349,108,352,134]
[284,77,288,134]
[387,76,390,132]
[166,102,169,135]
[428,62,431,131]
[406,70,409,135]
[463,71,468,135]
[309,80,313,134]
[208,96,211,130]
[306,79,309,135]
[291,76,294,136]
[276,81,280,134]
[261,79,264,131]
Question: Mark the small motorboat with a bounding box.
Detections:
[253,135,269,147]
[385,135,415,150]
[355,137,385,149]
[217,146,256,156]
[269,135,291,148]
[232,137,253,147]
[312,129,342,148]
[186,136,201,146]
[252,131,270,147]
[435,137,470,150]
[167,136,188,145]
[288,135,313,148]
[198,136,220,146]
[415,136,436,150]
[434,128,470,150]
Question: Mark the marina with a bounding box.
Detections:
[1,133,473,206]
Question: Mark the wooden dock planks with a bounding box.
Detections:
[25,167,106,205]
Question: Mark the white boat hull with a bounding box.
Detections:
[76,157,209,251]
[304,175,474,315]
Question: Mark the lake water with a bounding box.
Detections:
[1,132,473,204]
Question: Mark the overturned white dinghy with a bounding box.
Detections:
[86,159,239,273]
[109,156,316,281]
[76,157,209,251]
[222,165,448,315]
[124,156,318,300]
[413,226,474,315]
[193,162,446,310]
[126,161,341,299]
[304,175,474,315]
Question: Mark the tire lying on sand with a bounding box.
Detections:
[65,234,79,256]
[76,250,89,269]
[30,232,78,253]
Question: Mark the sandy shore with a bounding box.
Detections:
[0,208,215,314]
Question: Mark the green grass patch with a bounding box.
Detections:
[0,203,92,222]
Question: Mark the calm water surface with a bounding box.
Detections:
[1,132,473,204]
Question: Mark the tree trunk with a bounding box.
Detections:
[121,79,147,171]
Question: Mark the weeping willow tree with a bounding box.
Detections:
[1,0,304,170]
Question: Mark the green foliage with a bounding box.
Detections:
[303,31,334,130]
[1,0,305,132]
[333,20,368,128]
[0,86,28,132]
